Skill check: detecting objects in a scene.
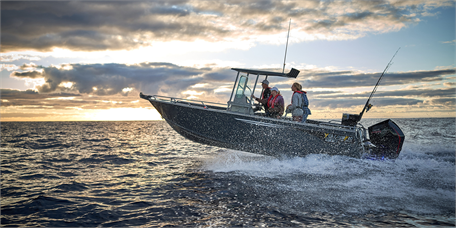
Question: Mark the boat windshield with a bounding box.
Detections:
[235,75,252,102]
[229,74,258,114]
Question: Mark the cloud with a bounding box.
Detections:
[303,69,456,88]
[427,98,455,106]
[0,113,55,118]
[443,82,456,87]
[1,89,81,99]
[6,62,454,113]
[0,88,146,110]
[311,97,424,109]
[1,0,452,52]
[442,39,456,45]
[314,88,456,99]
[10,62,455,98]
[10,62,211,96]
[0,54,41,62]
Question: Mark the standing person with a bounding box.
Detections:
[286,82,304,121]
[301,85,311,122]
[266,87,284,118]
[252,79,271,112]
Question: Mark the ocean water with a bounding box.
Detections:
[1,118,455,227]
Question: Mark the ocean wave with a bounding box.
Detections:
[1,120,454,227]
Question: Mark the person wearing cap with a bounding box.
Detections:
[252,79,271,113]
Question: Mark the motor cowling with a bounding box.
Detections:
[342,113,361,126]
[368,119,405,159]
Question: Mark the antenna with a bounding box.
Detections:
[282,19,291,73]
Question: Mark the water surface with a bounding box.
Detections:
[1,119,455,227]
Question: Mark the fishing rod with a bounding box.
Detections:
[358,47,401,120]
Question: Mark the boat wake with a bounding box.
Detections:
[201,142,455,216]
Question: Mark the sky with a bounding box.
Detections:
[1,0,455,121]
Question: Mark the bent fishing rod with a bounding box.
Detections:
[358,48,401,120]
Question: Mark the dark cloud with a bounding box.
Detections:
[10,70,43,79]
[201,68,233,82]
[1,98,98,109]
[2,0,450,51]
[10,62,210,96]
[314,88,456,99]
[304,69,456,88]
[427,98,455,106]
[1,89,81,99]
[375,88,456,98]
[307,90,345,95]
[1,1,228,51]
[313,2,415,32]
[309,19,346,31]
[308,96,424,109]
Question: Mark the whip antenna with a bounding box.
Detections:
[282,19,291,73]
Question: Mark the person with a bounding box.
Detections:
[301,86,311,122]
[286,82,304,121]
[268,87,284,118]
[252,79,271,112]
[257,86,284,118]
[286,82,311,122]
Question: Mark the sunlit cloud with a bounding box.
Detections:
[3,62,454,119]
[61,82,73,88]
[0,53,42,62]
[2,0,452,53]
[45,97,76,100]
[8,62,455,99]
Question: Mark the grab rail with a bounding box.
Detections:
[143,94,227,109]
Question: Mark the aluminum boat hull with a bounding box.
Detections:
[147,98,365,158]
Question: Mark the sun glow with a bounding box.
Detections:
[122,87,133,93]
[61,82,73,88]
[182,90,204,96]
[45,97,76,100]
[85,107,162,121]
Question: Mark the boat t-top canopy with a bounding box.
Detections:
[231,68,300,78]
[227,67,300,114]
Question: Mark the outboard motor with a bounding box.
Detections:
[342,113,361,126]
[368,119,405,159]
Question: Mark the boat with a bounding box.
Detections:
[140,66,405,159]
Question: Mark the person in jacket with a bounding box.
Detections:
[252,79,271,112]
[286,82,304,121]
[265,87,284,118]
[286,82,311,122]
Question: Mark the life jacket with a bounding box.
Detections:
[267,94,280,109]
[261,87,271,99]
